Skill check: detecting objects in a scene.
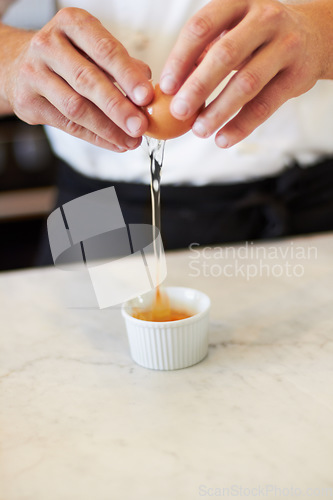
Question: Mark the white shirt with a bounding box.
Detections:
[6,0,333,184]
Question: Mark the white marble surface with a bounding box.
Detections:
[1,233,333,500]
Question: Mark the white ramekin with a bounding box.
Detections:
[121,286,210,370]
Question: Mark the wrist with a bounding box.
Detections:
[0,23,34,115]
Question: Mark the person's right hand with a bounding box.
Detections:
[159,0,333,149]
[3,8,154,152]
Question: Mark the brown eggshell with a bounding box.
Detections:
[142,84,203,140]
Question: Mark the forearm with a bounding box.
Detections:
[0,22,34,116]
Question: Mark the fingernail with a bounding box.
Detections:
[126,116,142,135]
[193,121,208,138]
[160,74,177,93]
[133,84,149,104]
[171,98,189,117]
[216,134,229,148]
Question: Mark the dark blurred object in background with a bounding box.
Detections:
[0,116,57,271]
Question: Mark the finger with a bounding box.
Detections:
[215,70,296,147]
[45,36,149,139]
[33,66,141,150]
[55,8,154,106]
[168,10,275,121]
[35,21,150,138]
[192,39,290,140]
[33,95,135,152]
[159,0,248,94]
[132,58,152,80]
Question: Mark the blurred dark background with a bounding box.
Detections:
[0,0,57,271]
[0,116,57,271]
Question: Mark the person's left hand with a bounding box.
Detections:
[159,0,333,148]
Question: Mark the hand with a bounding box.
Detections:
[160,0,333,148]
[3,8,154,151]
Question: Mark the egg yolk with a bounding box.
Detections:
[142,84,202,140]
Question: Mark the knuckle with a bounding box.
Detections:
[281,32,302,54]
[94,36,121,62]
[169,54,189,73]
[186,14,213,41]
[236,70,261,95]
[257,1,284,24]
[247,97,271,122]
[104,94,121,117]
[94,135,110,148]
[30,30,52,54]
[211,38,237,66]
[55,7,88,24]
[63,94,86,121]
[119,63,138,83]
[73,64,96,90]
[188,75,208,99]
[63,119,82,136]
[54,7,75,25]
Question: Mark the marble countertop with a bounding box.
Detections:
[1,233,333,500]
